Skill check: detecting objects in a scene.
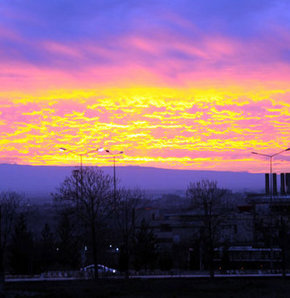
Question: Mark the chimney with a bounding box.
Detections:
[265,173,269,195]
[273,173,277,195]
[286,173,290,195]
[281,173,286,195]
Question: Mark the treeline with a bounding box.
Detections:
[0,203,159,276]
[0,168,162,278]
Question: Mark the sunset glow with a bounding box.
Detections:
[0,0,289,172]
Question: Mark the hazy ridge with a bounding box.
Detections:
[0,164,265,201]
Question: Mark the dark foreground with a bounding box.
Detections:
[5,278,290,298]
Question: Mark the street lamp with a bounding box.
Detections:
[100,149,123,204]
[59,147,103,170]
[251,148,290,197]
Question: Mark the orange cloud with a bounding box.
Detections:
[0,86,289,173]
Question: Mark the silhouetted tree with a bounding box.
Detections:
[115,188,144,278]
[56,210,81,269]
[9,214,34,274]
[54,167,113,279]
[133,219,158,271]
[186,179,228,279]
[39,223,55,272]
[0,191,22,293]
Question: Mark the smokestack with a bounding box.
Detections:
[286,173,290,195]
[265,173,269,195]
[273,173,277,195]
[281,173,286,195]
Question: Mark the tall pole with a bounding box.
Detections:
[113,156,116,206]
[100,149,123,209]
[80,154,83,170]
[80,154,83,208]
[270,156,272,197]
[80,154,83,188]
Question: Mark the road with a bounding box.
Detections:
[5,273,288,282]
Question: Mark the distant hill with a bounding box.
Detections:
[0,164,265,201]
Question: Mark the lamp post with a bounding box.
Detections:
[59,147,102,170]
[251,148,290,197]
[99,149,123,204]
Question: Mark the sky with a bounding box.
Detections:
[0,0,289,172]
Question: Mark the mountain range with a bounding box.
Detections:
[0,164,266,201]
